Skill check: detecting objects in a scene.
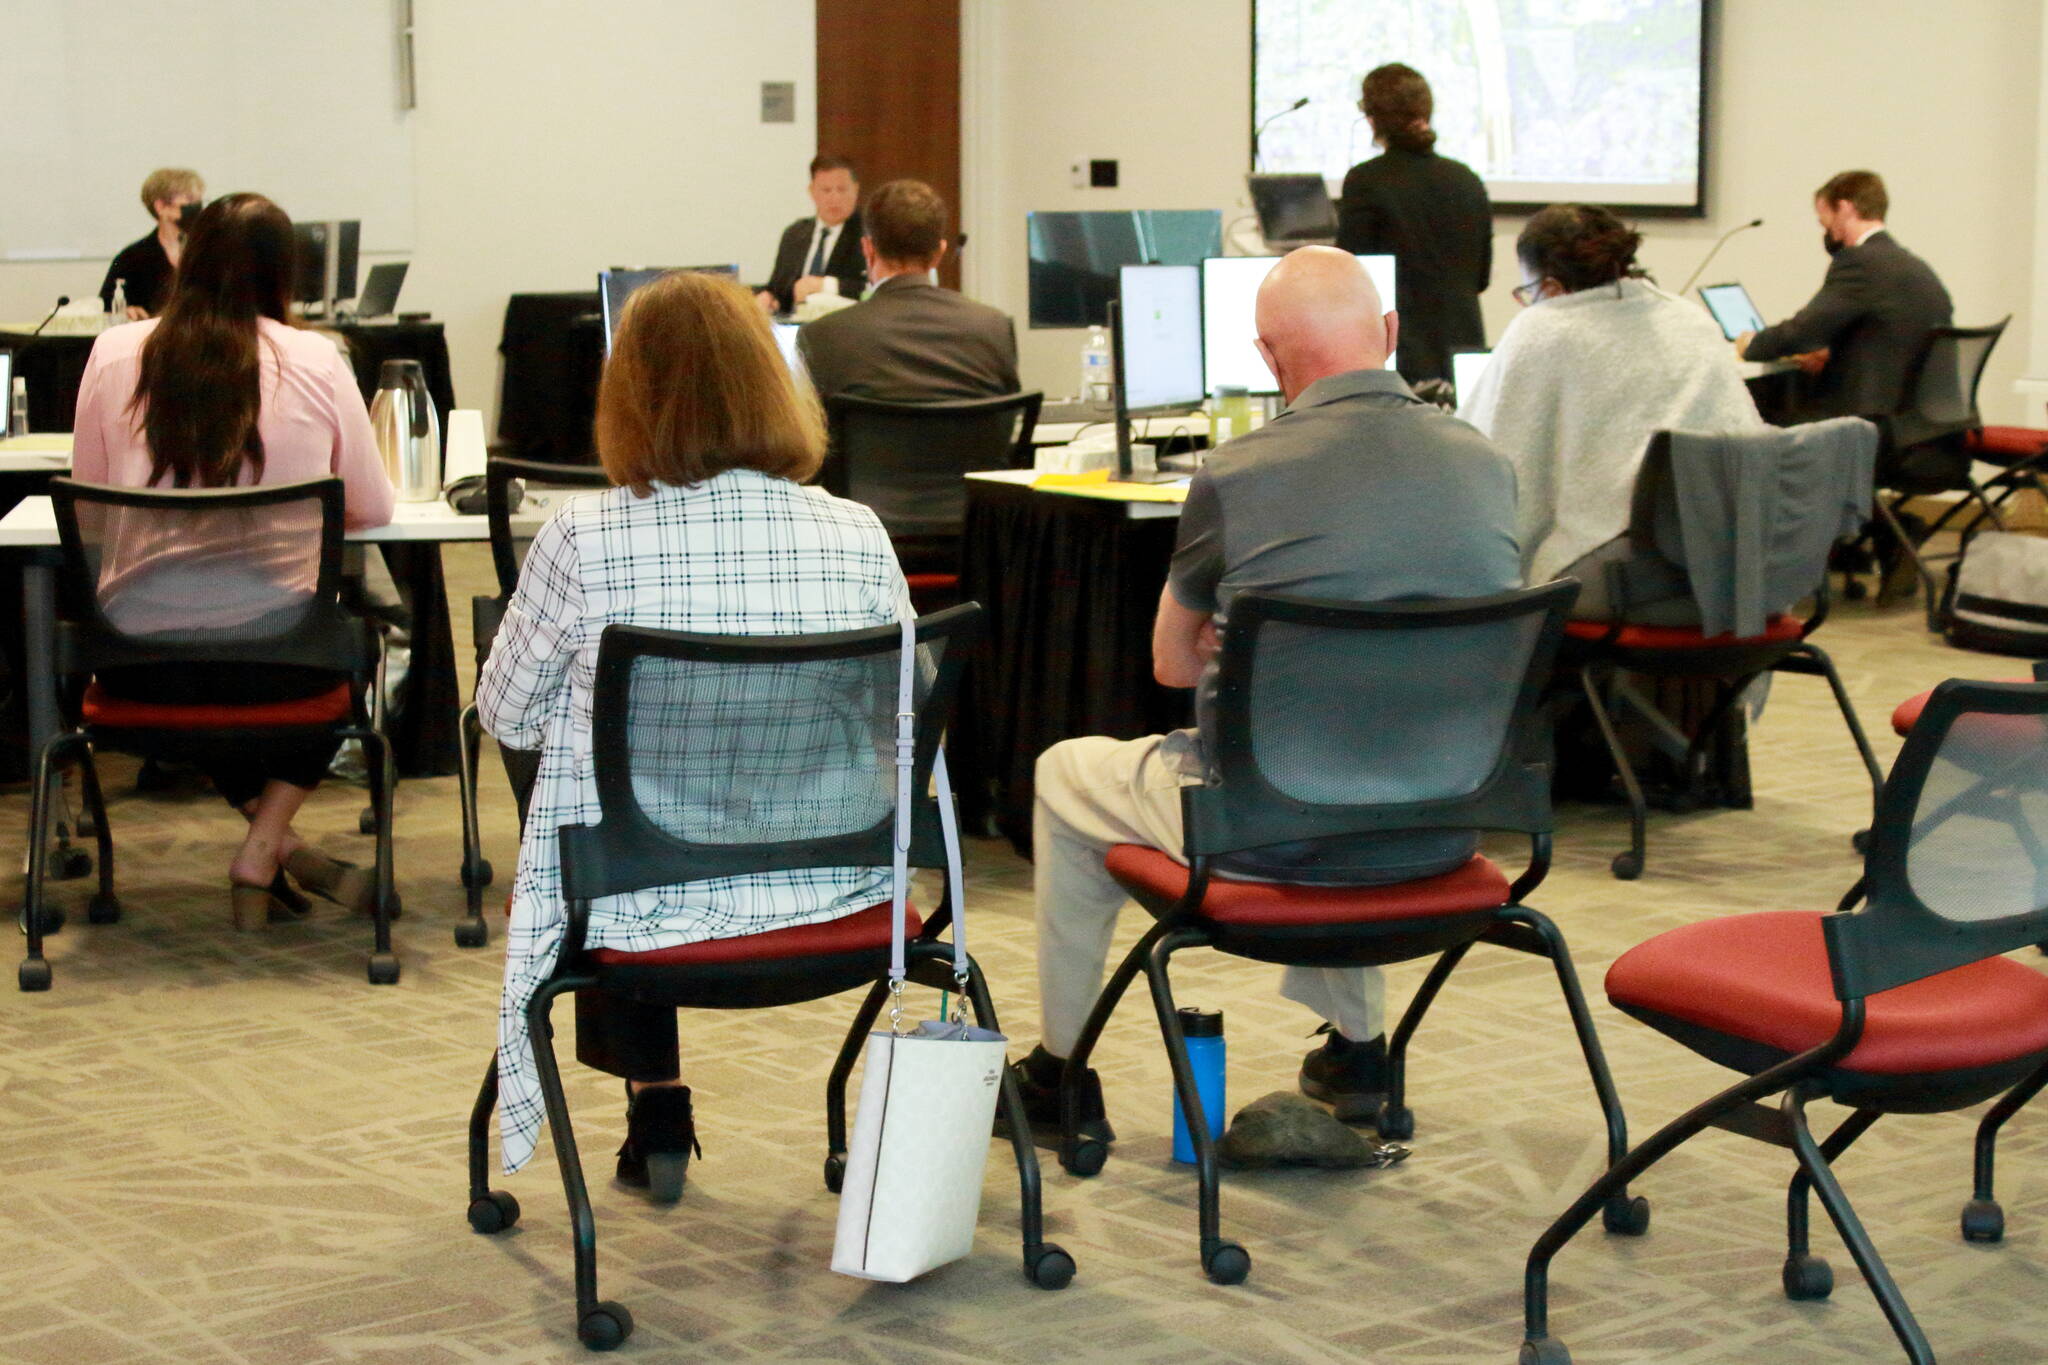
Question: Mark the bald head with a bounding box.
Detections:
[1253,246,1397,403]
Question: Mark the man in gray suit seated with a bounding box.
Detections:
[797,179,1020,403]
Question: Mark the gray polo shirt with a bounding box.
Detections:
[1166,368,1522,883]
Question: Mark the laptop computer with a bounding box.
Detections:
[1246,173,1338,244]
[354,261,408,319]
[1698,282,1767,342]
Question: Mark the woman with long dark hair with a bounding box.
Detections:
[71,192,394,928]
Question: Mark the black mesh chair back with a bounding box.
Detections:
[1622,421,1878,633]
[557,603,982,906]
[1831,676,2048,998]
[1895,319,2007,443]
[50,476,361,675]
[821,392,1043,541]
[484,456,614,601]
[1183,582,1577,862]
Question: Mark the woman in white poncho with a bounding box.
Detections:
[1459,204,1764,616]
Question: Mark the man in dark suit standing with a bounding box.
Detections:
[1738,170,1954,419]
[758,156,867,314]
[797,179,1019,403]
[1336,63,1491,387]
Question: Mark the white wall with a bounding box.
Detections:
[965,0,2044,424]
[1,0,819,435]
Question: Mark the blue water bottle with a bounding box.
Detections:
[1171,1007,1226,1165]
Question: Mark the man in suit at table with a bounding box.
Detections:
[1737,170,1954,419]
[758,156,868,314]
[796,178,1019,404]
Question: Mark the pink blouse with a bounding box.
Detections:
[69,318,395,631]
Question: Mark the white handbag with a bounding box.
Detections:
[830,617,1008,1283]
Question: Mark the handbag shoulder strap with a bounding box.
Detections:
[889,614,968,1014]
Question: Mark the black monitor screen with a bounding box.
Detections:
[1247,174,1337,242]
[599,265,741,351]
[291,220,361,304]
[1026,210,1223,329]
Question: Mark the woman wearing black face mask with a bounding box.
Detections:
[98,167,206,319]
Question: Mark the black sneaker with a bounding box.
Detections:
[993,1044,1115,1148]
[616,1084,702,1203]
[1298,1025,1388,1124]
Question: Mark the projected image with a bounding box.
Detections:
[1254,0,1706,212]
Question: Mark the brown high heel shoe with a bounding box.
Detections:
[230,873,315,931]
[284,848,374,915]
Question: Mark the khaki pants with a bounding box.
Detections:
[1032,733,1385,1057]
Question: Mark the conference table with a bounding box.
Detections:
[0,475,471,781]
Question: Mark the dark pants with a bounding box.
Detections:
[95,663,346,807]
[574,991,681,1083]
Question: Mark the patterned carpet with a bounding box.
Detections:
[3,540,2045,1364]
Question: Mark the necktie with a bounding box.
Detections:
[807,224,831,276]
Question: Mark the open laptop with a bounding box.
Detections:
[354,261,408,319]
[1451,349,1492,410]
[1247,173,1338,245]
[599,265,741,353]
[1699,282,1767,341]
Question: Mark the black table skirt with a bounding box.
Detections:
[0,321,454,435]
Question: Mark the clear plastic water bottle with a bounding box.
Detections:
[9,377,27,438]
[108,279,127,327]
[1080,325,1112,402]
[1171,1007,1227,1164]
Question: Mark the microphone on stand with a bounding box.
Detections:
[1679,218,1763,296]
[1252,97,1311,171]
[30,296,71,336]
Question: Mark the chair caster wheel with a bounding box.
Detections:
[577,1300,634,1351]
[1782,1252,1833,1300]
[453,918,489,948]
[1060,1136,1108,1178]
[1375,1103,1415,1142]
[461,858,494,890]
[54,848,92,881]
[1961,1198,2005,1243]
[1602,1194,1650,1237]
[467,1190,520,1234]
[367,953,400,985]
[18,958,51,992]
[1519,1336,1572,1364]
[1202,1240,1250,1285]
[87,892,121,925]
[358,808,377,835]
[1851,828,1870,854]
[1027,1243,1076,1289]
[823,1153,845,1193]
[1610,851,1643,881]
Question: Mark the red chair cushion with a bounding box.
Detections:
[905,573,958,595]
[1563,615,1804,650]
[1104,844,1510,928]
[1966,426,2048,460]
[1606,910,2048,1075]
[81,680,352,730]
[588,901,921,966]
[1892,682,2031,736]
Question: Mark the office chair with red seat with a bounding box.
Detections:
[452,456,613,947]
[1565,424,1886,879]
[1053,582,1646,1285]
[1519,676,2048,1365]
[822,391,1042,611]
[19,477,398,990]
[463,604,1072,1351]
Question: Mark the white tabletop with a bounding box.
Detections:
[965,468,1185,520]
[0,434,74,473]
[0,494,489,548]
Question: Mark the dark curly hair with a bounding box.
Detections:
[1516,204,1646,294]
[1361,64,1436,154]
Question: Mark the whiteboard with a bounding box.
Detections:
[0,0,415,261]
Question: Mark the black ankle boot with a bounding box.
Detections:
[1298,1024,1389,1124]
[994,1044,1115,1147]
[617,1085,702,1203]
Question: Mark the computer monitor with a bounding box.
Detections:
[1699,282,1766,342]
[1247,174,1338,244]
[0,350,13,431]
[598,265,742,352]
[355,261,408,319]
[1026,210,1224,329]
[1200,253,1396,394]
[1116,264,1204,415]
[292,221,361,310]
[1451,349,1493,411]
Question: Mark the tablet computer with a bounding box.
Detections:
[1699,282,1766,341]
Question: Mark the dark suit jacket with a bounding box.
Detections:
[1336,147,1492,385]
[765,211,866,313]
[797,273,1019,404]
[1745,231,1954,418]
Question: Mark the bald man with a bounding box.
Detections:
[1009,247,1522,1145]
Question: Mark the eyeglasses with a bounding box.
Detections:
[1512,280,1548,307]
